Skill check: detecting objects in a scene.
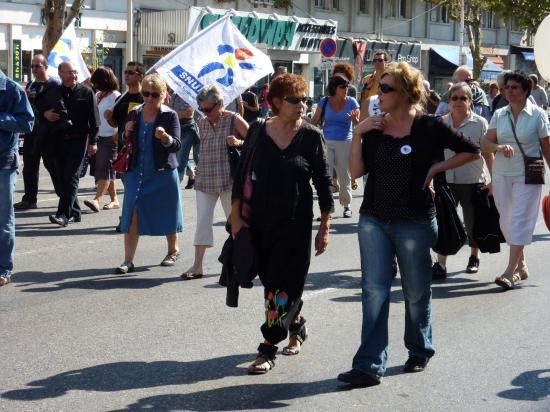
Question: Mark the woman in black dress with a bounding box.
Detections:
[231,74,334,375]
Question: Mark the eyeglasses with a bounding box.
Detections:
[378,84,397,94]
[504,85,520,91]
[373,58,386,63]
[31,64,43,69]
[451,96,469,101]
[124,69,141,76]
[199,102,219,113]
[283,96,308,104]
[61,70,78,75]
[465,78,474,84]
[142,91,161,99]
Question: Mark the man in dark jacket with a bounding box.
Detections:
[47,61,100,227]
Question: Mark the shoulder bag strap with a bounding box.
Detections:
[320,97,329,126]
[507,112,528,160]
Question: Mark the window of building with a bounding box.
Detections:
[314,0,340,10]
[388,0,408,19]
[481,12,495,29]
[360,0,370,14]
[430,4,449,23]
[510,16,521,31]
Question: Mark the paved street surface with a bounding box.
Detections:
[1,164,550,412]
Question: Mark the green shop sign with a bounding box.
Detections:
[12,39,21,82]
[200,14,297,48]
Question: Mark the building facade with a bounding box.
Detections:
[0,0,533,95]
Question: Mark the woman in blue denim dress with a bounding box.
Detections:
[115,74,182,274]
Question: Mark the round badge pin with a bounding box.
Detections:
[400,145,412,155]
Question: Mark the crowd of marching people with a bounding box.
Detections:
[2,53,550,387]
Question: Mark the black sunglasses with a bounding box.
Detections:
[124,69,141,75]
[31,64,43,69]
[199,102,219,113]
[142,91,161,98]
[378,84,396,94]
[373,58,386,63]
[451,95,468,101]
[284,96,308,104]
[337,83,349,89]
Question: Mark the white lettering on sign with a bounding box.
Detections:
[397,54,419,64]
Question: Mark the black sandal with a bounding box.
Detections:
[283,317,307,356]
[247,343,277,375]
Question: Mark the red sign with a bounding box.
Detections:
[319,38,337,58]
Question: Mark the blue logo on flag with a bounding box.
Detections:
[171,65,204,94]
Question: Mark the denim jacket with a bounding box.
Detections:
[128,104,181,171]
[0,70,34,170]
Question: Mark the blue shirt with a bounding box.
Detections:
[321,96,359,141]
[0,70,34,169]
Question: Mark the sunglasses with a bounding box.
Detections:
[504,85,520,90]
[373,58,386,63]
[199,102,219,113]
[284,96,308,104]
[337,83,349,89]
[61,70,78,75]
[124,69,141,75]
[451,96,469,101]
[378,84,396,94]
[142,91,161,99]
[31,64,43,69]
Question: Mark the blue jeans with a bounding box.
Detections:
[352,213,437,377]
[177,122,200,181]
[0,168,17,278]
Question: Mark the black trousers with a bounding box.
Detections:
[21,132,41,203]
[54,137,87,219]
[254,218,312,345]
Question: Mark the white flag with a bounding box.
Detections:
[46,20,91,82]
[152,15,274,110]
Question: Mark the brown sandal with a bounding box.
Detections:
[0,276,10,286]
[247,355,275,375]
[180,271,203,280]
[160,251,180,267]
[282,317,307,356]
[495,273,515,290]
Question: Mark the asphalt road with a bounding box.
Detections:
[1,165,550,412]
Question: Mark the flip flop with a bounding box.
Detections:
[84,199,100,213]
[103,201,120,210]
[180,271,203,280]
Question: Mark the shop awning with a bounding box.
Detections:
[520,51,535,61]
[488,56,505,68]
[431,46,503,74]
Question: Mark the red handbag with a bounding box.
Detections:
[543,193,550,232]
[112,111,137,173]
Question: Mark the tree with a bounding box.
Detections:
[490,0,550,43]
[42,0,86,56]
[428,0,493,79]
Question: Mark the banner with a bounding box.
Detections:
[46,20,91,82]
[151,15,273,110]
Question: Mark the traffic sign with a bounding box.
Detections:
[319,38,337,58]
[319,57,335,71]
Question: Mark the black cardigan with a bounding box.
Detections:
[360,115,481,218]
[128,104,181,171]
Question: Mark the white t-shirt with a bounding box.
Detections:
[97,91,121,137]
[489,99,550,176]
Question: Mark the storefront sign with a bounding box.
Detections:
[12,39,21,82]
[194,11,337,53]
[363,41,421,69]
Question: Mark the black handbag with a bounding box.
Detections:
[508,114,545,185]
[432,177,467,256]
[227,113,241,178]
